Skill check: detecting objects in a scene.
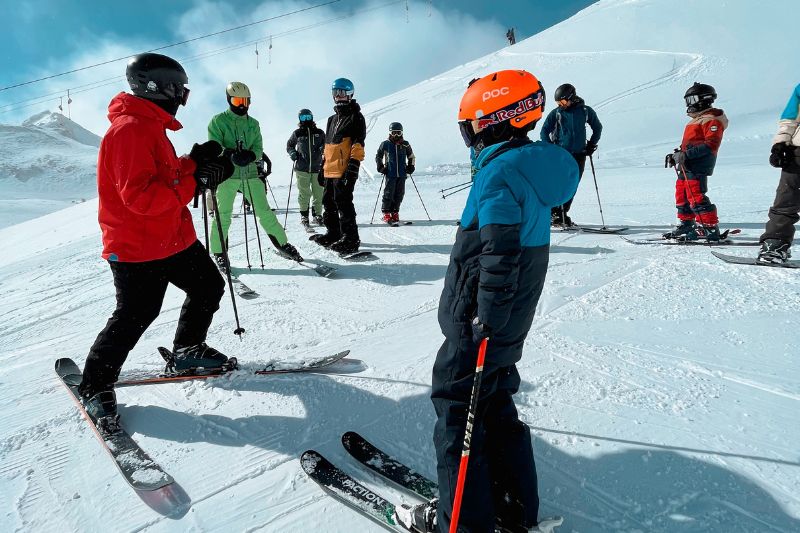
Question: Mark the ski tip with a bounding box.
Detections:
[300,450,324,473]
[341,431,360,448]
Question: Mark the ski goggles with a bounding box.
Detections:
[557,98,570,107]
[458,119,479,148]
[332,88,353,100]
[230,96,250,107]
[165,83,190,106]
[299,113,313,122]
[684,94,708,106]
[390,129,403,136]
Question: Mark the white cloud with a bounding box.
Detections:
[4,0,504,185]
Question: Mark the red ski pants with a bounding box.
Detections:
[675,169,718,225]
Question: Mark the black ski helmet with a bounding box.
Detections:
[554,83,576,102]
[126,53,189,114]
[298,108,313,122]
[684,82,717,113]
[389,122,403,132]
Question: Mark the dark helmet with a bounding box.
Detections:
[684,82,717,113]
[126,53,189,111]
[554,83,576,102]
[389,122,403,132]
[298,108,313,122]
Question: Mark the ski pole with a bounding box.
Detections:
[283,165,295,230]
[442,182,472,199]
[439,180,472,194]
[201,191,210,251]
[210,186,245,338]
[243,177,265,269]
[409,175,432,221]
[239,175,252,270]
[588,154,608,229]
[449,337,489,533]
[264,175,279,207]
[370,175,385,224]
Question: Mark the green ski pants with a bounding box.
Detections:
[295,170,324,215]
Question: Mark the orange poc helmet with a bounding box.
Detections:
[457,70,545,147]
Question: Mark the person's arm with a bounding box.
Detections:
[286,130,298,159]
[540,110,556,143]
[251,119,264,160]
[405,141,416,173]
[587,106,602,145]
[685,118,724,159]
[208,115,224,145]
[344,113,367,179]
[774,84,800,144]
[108,127,195,216]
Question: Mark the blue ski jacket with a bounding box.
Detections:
[540,99,602,154]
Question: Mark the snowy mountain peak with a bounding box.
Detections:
[21,110,101,148]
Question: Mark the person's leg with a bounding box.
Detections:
[164,241,225,348]
[675,174,695,223]
[381,176,396,216]
[562,153,586,214]
[243,177,288,247]
[311,171,325,217]
[80,260,169,395]
[296,170,313,215]
[334,177,360,242]
[209,178,240,254]
[684,172,718,226]
[760,168,800,245]
[394,176,408,217]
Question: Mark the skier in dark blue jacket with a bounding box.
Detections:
[396,70,579,533]
[540,83,602,227]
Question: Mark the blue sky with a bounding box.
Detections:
[0,0,594,148]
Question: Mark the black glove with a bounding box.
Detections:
[377,163,387,175]
[317,169,325,187]
[672,150,687,169]
[665,153,675,168]
[585,143,598,155]
[189,140,222,164]
[406,164,415,175]
[769,143,792,169]
[289,151,299,162]
[471,316,491,345]
[231,149,257,167]
[194,155,234,191]
[344,159,360,180]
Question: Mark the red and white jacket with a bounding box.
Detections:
[680,108,728,176]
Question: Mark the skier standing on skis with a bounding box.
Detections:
[309,78,367,254]
[757,83,800,264]
[286,108,325,229]
[663,82,728,242]
[79,53,235,431]
[375,122,416,224]
[539,83,602,227]
[398,70,578,533]
[207,81,303,269]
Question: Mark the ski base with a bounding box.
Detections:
[115,349,351,386]
[711,251,800,268]
[340,251,377,261]
[55,358,174,491]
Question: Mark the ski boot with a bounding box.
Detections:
[561,214,574,227]
[550,211,561,227]
[392,212,400,224]
[172,343,229,371]
[757,239,791,264]
[213,253,229,273]
[395,498,437,533]
[312,209,324,226]
[662,220,695,240]
[300,211,311,228]
[330,237,360,254]
[382,212,394,225]
[82,390,122,436]
[677,223,721,242]
[277,242,304,262]
[309,233,341,248]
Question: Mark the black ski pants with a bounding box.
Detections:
[432,338,539,533]
[761,161,800,245]
[381,175,407,213]
[552,152,586,218]
[321,176,359,242]
[80,241,224,395]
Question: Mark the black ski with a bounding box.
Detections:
[342,431,437,500]
[115,349,352,386]
[55,358,174,491]
[711,251,800,268]
[300,450,403,531]
[579,226,628,234]
[621,229,759,246]
[271,249,337,277]
[339,250,377,261]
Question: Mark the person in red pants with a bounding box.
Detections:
[664,82,728,241]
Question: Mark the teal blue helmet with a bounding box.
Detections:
[332,78,354,102]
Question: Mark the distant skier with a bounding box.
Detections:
[286,108,325,228]
[757,83,800,264]
[310,78,367,254]
[540,83,602,226]
[397,70,578,533]
[506,27,516,45]
[375,122,416,224]
[207,81,303,268]
[663,82,728,241]
[79,53,235,432]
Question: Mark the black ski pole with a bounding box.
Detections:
[244,177,265,268]
[239,175,253,270]
[588,154,608,230]
[442,183,472,199]
[283,165,295,230]
[210,186,245,338]
[439,180,472,194]
[408,175,431,221]
[370,175,385,224]
[201,191,210,250]
[264,176,279,208]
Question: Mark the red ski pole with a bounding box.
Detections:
[449,337,489,533]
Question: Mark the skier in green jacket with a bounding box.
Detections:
[207,81,302,270]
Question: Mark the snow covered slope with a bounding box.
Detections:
[1,1,799,532]
[0,111,99,229]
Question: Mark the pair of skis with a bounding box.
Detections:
[54,350,353,495]
[301,432,437,531]
[552,225,628,234]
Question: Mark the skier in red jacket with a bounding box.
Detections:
[664,82,728,241]
[79,53,235,434]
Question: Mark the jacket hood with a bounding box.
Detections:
[334,100,361,115]
[107,92,183,131]
[689,107,729,129]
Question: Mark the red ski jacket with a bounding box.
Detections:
[680,108,728,176]
[97,93,198,262]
